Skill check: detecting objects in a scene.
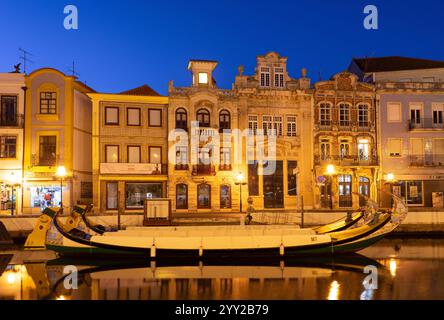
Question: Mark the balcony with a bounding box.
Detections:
[410,155,444,167]
[314,155,379,167]
[409,118,444,130]
[0,114,24,128]
[191,164,216,176]
[174,164,189,171]
[218,164,232,171]
[100,163,167,175]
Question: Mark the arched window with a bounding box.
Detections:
[176,184,188,209]
[339,103,351,127]
[220,185,231,209]
[196,109,210,127]
[197,183,211,209]
[175,108,188,130]
[219,110,231,131]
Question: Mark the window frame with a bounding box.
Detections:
[38,135,57,166]
[126,107,141,127]
[220,184,232,209]
[219,109,231,131]
[148,108,162,127]
[0,135,17,159]
[106,182,119,210]
[105,107,120,125]
[149,146,162,164]
[39,92,57,115]
[176,184,188,209]
[127,145,142,163]
[105,145,120,163]
[197,183,211,209]
[175,108,188,130]
[196,108,211,128]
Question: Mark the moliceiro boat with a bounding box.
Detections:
[41,195,407,259]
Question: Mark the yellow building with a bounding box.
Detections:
[313,72,378,209]
[23,68,94,214]
[89,85,168,214]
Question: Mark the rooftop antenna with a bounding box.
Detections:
[68,60,80,78]
[19,48,34,74]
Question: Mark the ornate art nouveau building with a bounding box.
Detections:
[313,72,378,209]
[167,53,313,214]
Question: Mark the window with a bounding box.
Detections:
[358,105,369,127]
[198,73,208,84]
[148,109,162,127]
[287,161,298,196]
[40,92,57,114]
[0,136,16,158]
[273,116,283,136]
[248,115,258,135]
[220,147,231,169]
[176,146,188,166]
[196,109,210,127]
[127,108,141,126]
[274,68,284,88]
[433,104,444,128]
[410,104,422,126]
[176,184,188,209]
[410,138,424,158]
[387,103,401,122]
[219,110,231,131]
[287,116,297,137]
[149,146,162,164]
[339,140,350,159]
[248,161,259,196]
[39,136,56,166]
[127,146,141,163]
[105,107,119,125]
[197,184,211,209]
[1,96,17,125]
[434,139,444,164]
[105,145,119,163]
[319,103,331,126]
[262,115,273,136]
[339,104,350,127]
[125,183,163,209]
[358,139,370,161]
[388,138,402,157]
[106,182,118,210]
[260,67,270,87]
[220,185,231,209]
[320,140,331,160]
[175,108,188,130]
[394,181,423,206]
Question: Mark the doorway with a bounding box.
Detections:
[339,175,352,208]
[359,176,370,207]
[263,161,284,208]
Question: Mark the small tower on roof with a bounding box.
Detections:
[188,59,218,88]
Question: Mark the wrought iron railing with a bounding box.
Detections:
[314,155,379,166]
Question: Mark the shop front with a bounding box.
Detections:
[23,180,70,214]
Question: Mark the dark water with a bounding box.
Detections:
[1,239,444,300]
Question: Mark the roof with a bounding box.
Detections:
[188,59,218,63]
[353,56,444,73]
[119,84,161,96]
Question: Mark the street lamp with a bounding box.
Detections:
[7,172,20,216]
[235,172,247,213]
[325,164,336,210]
[56,166,67,209]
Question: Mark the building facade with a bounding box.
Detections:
[234,52,313,210]
[0,72,25,215]
[377,82,444,207]
[89,86,169,214]
[168,60,241,214]
[313,72,378,209]
[23,68,94,214]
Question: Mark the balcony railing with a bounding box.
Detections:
[314,155,379,166]
[174,164,189,171]
[218,164,232,171]
[0,114,24,128]
[410,155,444,167]
[409,118,444,130]
[192,164,216,176]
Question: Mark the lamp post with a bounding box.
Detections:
[56,166,67,209]
[7,172,20,216]
[235,172,247,213]
[325,164,336,210]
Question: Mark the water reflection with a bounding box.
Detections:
[2,239,444,300]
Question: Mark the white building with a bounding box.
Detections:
[0,71,25,215]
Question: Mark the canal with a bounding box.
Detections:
[1,238,444,300]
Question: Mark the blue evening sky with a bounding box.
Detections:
[1,0,443,95]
